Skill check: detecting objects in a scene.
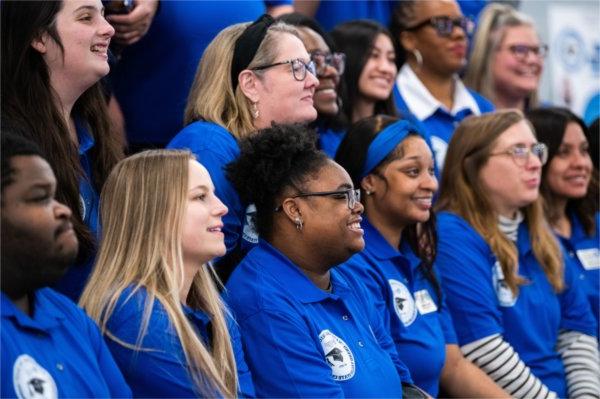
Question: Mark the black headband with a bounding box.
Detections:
[231,14,275,91]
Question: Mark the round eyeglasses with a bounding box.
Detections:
[489,143,548,166]
[310,51,346,76]
[274,188,361,211]
[405,15,475,37]
[251,58,317,81]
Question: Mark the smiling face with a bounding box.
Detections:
[1,155,78,296]
[492,25,543,103]
[406,0,468,75]
[32,0,115,95]
[298,27,340,117]
[545,122,593,200]
[357,33,397,102]
[181,160,228,265]
[296,161,365,265]
[365,136,438,229]
[479,120,543,217]
[254,32,319,127]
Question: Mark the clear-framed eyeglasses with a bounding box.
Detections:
[274,188,360,211]
[489,142,548,166]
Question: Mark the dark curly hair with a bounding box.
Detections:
[527,107,598,236]
[335,115,441,302]
[226,124,329,240]
[1,127,44,193]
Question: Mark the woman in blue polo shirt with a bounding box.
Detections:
[168,15,318,282]
[1,0,124,301]
[80,150,254,398]
[436,110,599,398]
[527,107,599,328]
[225,123,418,398]
[335,115,509,397]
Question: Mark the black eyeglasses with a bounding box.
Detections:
[251,58,316,81]
[274,188,360,211]
[503,44,548,61]
[405,15,474,37]
[310,51,346,76]
[489,143,548,166]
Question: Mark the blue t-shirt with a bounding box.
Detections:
[168,121,257,256]
[436,212,597,397]
[558,212,600,329]
[111,0,291,146]
[226,240,411,398]
[104,285,255,398]
[314,0,398,31]
[53,121,101,302]
[343,218,457,396]
[1,288,131,398]
[393,85,494,172]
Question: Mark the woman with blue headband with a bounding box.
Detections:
[335,115,509,397]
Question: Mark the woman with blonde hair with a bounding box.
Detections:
[435,110,599,398]
[80,150,254,397]
[464,4,546,111]
[168,15,318,281]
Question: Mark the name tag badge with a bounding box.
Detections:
[576,248,600,270]
[415,289,438,314]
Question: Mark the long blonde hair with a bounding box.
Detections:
[436,110,564,295]
[464,4,539,109]
[80,150,237,397]
[184,21,300,139]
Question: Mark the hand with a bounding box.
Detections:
[106,0,159,46]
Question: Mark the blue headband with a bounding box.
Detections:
[360,120,425,179]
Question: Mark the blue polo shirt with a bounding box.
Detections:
[558,212,600,328]
[343,218,457,396]
[226,240,411,398]
[104,285,255,398]
[111,0,291,147]
[314,0,398,31]
[53,121,101,302]
[436,212,597,398]
[317,125,346,158]
[168,121,257,256]
[1,289,131,398]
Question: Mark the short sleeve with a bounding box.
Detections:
[436,214,504,345]
[558,255,598,337]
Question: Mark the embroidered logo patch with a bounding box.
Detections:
[242,203,259,244]
[389,279,417,326]
[13,354,57,399]
[319,329,355,381]
[492,261,517,307]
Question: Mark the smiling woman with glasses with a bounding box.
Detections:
[434,110,599,398]
[225,123,415,398]
[168,15,319,282]
[390,0,495,173]
[465,4,546,111]
[278,12,348,157]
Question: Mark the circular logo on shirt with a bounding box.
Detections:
[318,329,355,381]
[242,203,258,244]
[13,354,57,399]
[389,279,417,326]
[78,194,86,221]
[492,261,517,307]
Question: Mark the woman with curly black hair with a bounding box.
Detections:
[225,123,415,398]
[335,115,508,397]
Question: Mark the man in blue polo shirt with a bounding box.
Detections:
[1,131,131,398]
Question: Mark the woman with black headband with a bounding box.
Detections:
[168,15,318,281]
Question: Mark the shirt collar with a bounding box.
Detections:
[75,119,95,156]
[1,289,64,332]
[362,218,421,272]
[516,222,532,255]
[253,240,352,304]
[396,64,482,120]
